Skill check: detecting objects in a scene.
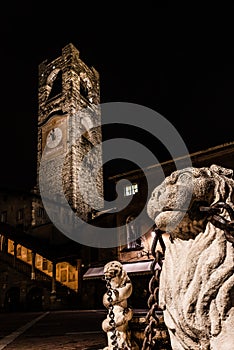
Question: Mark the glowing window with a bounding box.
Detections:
[42,258,48,270]
[124,183,138,196]
[61,270,67,282]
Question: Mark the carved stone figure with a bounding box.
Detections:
[102,260,139,350]
[147,164,234,350]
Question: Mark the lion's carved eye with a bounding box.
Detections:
[178,172,193,183]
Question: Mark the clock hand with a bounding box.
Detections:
[50,129,56,141]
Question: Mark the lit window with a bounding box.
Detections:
[17,246,22,257]
[61,269,67,282]
[47,261,53,273]
[124,183,138,196]
[42,258,48,270]
[36,255,42,268]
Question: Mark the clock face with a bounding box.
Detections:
[46,127,62,148]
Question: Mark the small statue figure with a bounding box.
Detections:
[102,260,138,350]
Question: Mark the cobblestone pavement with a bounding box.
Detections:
[0,310,108,350]
[0,310,149,350]
[4,332,107,350]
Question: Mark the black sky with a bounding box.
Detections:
[1,2,234,191]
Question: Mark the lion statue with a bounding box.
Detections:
[147,164,234,350]
[102,260,139,350]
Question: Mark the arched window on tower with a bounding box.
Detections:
[80,78,89,100]
[48,70,62,100]
[79,72,92,101]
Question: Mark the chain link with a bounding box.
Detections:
[200,201,234,244]
[141,227,171,350]
[105,276,119,350]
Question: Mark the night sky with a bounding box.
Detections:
[1,2,234,191]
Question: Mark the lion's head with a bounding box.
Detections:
[103,260,130,288]
[147,164,234,239]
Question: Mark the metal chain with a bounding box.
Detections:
[140,201,234,350]
[105,276,119,350]
[141,227,171,350]
[200,201,234,244]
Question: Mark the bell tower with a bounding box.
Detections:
[36,43,104,222]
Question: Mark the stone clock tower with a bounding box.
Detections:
[36,43,104,222]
